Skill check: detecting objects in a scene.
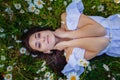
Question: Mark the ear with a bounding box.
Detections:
[43,50,51,54]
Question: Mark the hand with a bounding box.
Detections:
[54,28,68,38]
[54,41,68,51]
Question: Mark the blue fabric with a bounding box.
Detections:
[66,0,84,30]
[61,48,85,76]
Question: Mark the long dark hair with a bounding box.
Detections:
[21,26,67,76]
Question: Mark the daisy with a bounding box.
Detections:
[24,29,28,33]
[34,77,38,80]
[50,0,53,2]
[63,1,67,6]
[103,64,110,71]
[41,61,46,67]
[20,47,26,54]
[67,72,79,80]
[1,55,6,61]
[31,54,38,57]
[38,22,42,25]
[0,34,6,38]
[77,58,89,67]
[15,40,22,43]
[4,74,12,80]
[0,64,4,68]
[5,7,12,14]
[112,77,116,80]
[114,0,120,3]
[41,66,46,72]
[44,72,50,78]
[11,35,17,40]
[34,0,45,9]
[87,66,92,71]
[14,3,21,10]
[47,7,52,11]
[58,77,63,80]
[48,74,54,80]
[28,3,36,12]
[20,9,25,14]
[7,46,14,49]
[0,28,4,32]
[7,66,13,72]
[97,4,104,12]
[34,9,40,14]
[36,69,41,74]
[91,5,96,9]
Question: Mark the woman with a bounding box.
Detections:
[22,0,120,77]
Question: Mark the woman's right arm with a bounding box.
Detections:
[64,37,109,61]
[56,13,106,39]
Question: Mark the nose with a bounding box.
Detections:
[39,37,45,42]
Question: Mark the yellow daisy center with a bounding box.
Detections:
[80,60,83,63]
[6,75,11,79]
[71,76,76,80]
[38,1,41,5]
[114,0,119,3]
[83,63,87,67]
[31,6,35,10]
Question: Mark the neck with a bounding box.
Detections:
[55,36,71,44]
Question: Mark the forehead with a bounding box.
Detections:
[29,34,36,50]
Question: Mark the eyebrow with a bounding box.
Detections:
[35,33,37,38]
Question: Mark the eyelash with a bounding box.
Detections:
[38,43,41,48]
[38,33,40,38]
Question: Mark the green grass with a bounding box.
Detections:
[0,0,120,80]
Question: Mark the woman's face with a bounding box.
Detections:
[29,30,56,53]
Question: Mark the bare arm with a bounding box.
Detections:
[64,37,109,61]
[59,13,106,39]
[65,37,109,52]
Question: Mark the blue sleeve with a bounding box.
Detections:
[61,48,85,76]
[66,0,84,30]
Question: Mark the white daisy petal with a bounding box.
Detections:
[97,4,104,12]
[0,28,4,32]
[34,0,45,9]
[114,0,120,3]
[0,64,4,68]
[20,9,25,14]
[34,9,40,14]
[20,47,26,54]
[67,72,79,80]
[47,7,52,11]
[77,58,89,67]
[103,64,110,71]
[7,66,13,71]
[1,55,6,61]
[14,3,21,10]
[28,3,36,12]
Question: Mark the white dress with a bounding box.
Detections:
[62,0,120,76]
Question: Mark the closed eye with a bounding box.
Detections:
[37,33,40,38]
[35,42,41,48]
[38,43,41,48]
